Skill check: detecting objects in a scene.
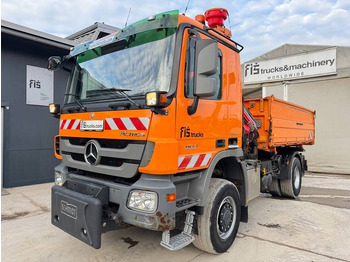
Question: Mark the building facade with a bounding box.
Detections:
[1,20,120,187]
[242,44,350,174]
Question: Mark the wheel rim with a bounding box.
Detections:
[293,165,301,190]
[216,196,236,240]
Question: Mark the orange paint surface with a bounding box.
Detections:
[244,96,315,152]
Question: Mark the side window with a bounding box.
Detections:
[185,37,222,100]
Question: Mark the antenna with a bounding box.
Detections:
[228,13,243,31]
[125,8,131,27]
[183,0,191,15]
[228,13,232,30]
[227,14,243,31]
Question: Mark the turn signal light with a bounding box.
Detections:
[167,193,176,202]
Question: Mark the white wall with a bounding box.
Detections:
[288,77,350,173]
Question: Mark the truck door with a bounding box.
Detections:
[175,31,227,171]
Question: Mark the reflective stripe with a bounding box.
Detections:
[105,117,150,130]
[121,118,136,130]
[71,119,81,130]
[63,120,71,129]
[187,155,199,169]
[106,118,118,130]
[202,154,212,166]
[178,153,212,170]
[60,117,150,130]
[139,117,150,130]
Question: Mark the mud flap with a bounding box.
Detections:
[51,185,102,249]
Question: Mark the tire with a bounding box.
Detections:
[193,178,241,254]
[280,157,302,198]
[268,178,282,197]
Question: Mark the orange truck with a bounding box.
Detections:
[48,8,315,254]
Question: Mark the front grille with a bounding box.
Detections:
[60,137,146,178]
[70,153,85,162]
[68,137,144,149]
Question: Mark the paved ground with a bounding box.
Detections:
[2,172,350,262]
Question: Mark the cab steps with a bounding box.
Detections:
[160,210,195,251]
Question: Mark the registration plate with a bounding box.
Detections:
[80,120,104,131]
[61,200,77,219]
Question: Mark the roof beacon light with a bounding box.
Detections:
[195,14,205,24]
[204,8,228,28]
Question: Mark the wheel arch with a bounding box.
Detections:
[190,149,247,208]
[279,149,303,180]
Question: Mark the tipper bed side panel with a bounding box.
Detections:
[244,96,315,151]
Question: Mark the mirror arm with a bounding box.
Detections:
[61,66,71,73]
[52,113,60,119]
[187,96,199,116]
[188,29,201,40]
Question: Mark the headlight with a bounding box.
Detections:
[55,171,66,186]
[145,91,168,107]
[127,190,158,213]
[49,103,60,114]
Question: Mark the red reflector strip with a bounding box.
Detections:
[194,154,206,167]
[105,117,150,130]
[114,118,127,130]
[178,153,212,170]
[178,156,192,170]
[59,119,81,130]
[130,117,147,130]
[59,117,150,131]
[67,120,75,129]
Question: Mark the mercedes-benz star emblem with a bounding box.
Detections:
[84,140,100,165]
[91,112,95,119]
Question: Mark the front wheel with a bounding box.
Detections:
[193,178,241,254]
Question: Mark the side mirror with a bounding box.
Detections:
[48,56,62,71]
[194,39,218,97]
[187,39,218,116]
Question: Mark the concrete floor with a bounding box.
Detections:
[2,172,350,262]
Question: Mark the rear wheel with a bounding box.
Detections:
[268,178,282,197]
[280,157,302,198]
[193,178,241,254]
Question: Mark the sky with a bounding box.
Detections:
[2,0,350,62]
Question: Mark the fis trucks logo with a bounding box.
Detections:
[180,127,204,138]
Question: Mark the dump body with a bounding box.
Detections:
[244,96,315,152]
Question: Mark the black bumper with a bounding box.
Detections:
[51,185,103,249]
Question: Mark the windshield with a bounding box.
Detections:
[65,32,176,104]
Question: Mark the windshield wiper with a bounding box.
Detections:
[114,88,141,108]
[89,88,141,108]
[75,98,87,111]
[64,93,87,112]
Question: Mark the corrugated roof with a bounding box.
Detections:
[66,22,120,45]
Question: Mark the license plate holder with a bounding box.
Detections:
[80,120,104,131]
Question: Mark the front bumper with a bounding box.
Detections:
[51,168,176,249]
